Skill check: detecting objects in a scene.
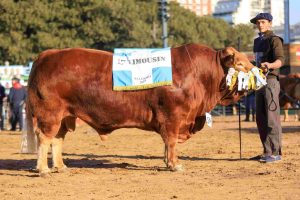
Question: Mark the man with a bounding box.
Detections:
[8,77,27,131]
[0,80,6,130]
[244,92,256,122]
[250,13,285,163]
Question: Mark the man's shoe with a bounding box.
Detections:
[260,155,281,163]
[259,156,268,162]
[249,155,263,160]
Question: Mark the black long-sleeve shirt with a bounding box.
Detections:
[0,84,5,105]
[8,86,27,108]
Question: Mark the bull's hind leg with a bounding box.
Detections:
[52,117,76,173]
[36,115,63,177]
[52,136,67,173]
[36,130,52,177]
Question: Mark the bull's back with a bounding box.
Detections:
[28,48,156,128]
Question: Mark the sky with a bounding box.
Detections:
[290,0,300,25]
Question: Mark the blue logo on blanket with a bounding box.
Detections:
[112,48,172,91]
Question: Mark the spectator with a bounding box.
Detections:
[0,80,6,130]
[244,92,256,122]
[8,77,27,131]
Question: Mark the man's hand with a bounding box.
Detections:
[260,62,270,73]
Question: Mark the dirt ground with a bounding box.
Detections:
[0,115,299,200]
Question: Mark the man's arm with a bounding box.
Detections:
[261,59,282,70]
[261,36,284,71]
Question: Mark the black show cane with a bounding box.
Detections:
[237,37,242,159]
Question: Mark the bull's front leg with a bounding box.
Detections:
[164,134,184,172]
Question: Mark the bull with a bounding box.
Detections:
[25,44,254,176]
[279,73,300,121]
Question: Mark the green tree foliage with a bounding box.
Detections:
[226,24,255,51]
[0,0,255,64]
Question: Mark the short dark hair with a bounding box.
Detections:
[12,77,20,82]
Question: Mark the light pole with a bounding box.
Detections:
[284,0,290,44]
[158,0,169,48]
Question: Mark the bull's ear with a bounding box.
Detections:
[222,47,236,56]
[221,47,236,68]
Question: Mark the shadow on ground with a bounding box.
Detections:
[0,153,252,176]
[227,125,299,134]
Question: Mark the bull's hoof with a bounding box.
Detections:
[169,164,185,172]
[52,165,68,173]
[173,164,185,172]
[39,169,51,178]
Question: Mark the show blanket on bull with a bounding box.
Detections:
[112,48,172,91]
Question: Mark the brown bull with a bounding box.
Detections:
[279,73,300,121]
[26,44,254,176]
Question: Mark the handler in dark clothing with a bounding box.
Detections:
[250,13,285,163]
[8,77,27,131]
[0,81,6,130]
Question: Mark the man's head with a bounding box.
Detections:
[12,77,20,84]
[250,13,273,33]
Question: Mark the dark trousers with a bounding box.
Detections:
[0,104,3,130]
[245,93,256,120]
[255,78,282,156]
[11,105,24,131]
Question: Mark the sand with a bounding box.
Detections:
[0,116,299,200]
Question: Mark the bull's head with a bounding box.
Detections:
[218,47,262,106]
[221,47,254,73]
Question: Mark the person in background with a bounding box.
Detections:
[0,79,6,130]
[8,77,27,131]
[250,13,285,163]
[244,92,256,122]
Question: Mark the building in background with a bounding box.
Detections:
[274,22,300,43]
[213,0,284,26]
[172,0,300,72]
[171,0,220,16]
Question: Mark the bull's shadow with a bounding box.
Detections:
[0,156,167,176]
[0,153,249,176]
[227,125,300,134]
[63,153,249,162]
[0,157,138,171]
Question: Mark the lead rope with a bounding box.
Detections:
[266,85,277,111]
[262,66,277,111]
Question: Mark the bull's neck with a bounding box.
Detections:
[216,50,231,103]
[198,50,227,114]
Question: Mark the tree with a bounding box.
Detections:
[228,24,255,51]
[0,0,255,65]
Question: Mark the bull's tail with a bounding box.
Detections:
[20,103,37,153]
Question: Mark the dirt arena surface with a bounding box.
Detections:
[0,116,299,200]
